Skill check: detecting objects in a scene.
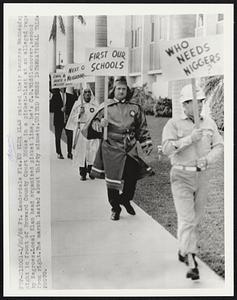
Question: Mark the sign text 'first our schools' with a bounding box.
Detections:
[85,48,128,76]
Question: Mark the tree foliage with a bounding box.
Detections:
[49,15,86,41]
[154,97,172,117]
[49,16,65,41]
[76,15,86,25]
[204,75,224,131]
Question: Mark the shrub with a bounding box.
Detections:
[154,97,172,118]
[130,83,155,115]
[204,75,224,132]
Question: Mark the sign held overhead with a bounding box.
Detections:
[85,47,129,76]
[50,63,85,89]
[50,72,66,89]
[159,35,224,81]
[64,63,85,86]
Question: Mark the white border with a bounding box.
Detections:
[4,3,234,297]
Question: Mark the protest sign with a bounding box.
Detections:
[85,47,129,76]
[159,35,224,81]
[50,64,85,89]
[50,72,66,89]
[64,63,85,86]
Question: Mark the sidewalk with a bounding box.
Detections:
[50,135,225,290]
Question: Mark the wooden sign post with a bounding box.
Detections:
[191,78,200,128]
[104,77,108,139]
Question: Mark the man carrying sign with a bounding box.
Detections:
[73,88,99,181]
[162,84,223,280]
[82,76,154,221]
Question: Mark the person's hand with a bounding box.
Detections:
[79,106,85,117]
[61,106,66,112]
[191,128,203,143]
[197,157,207,169]
[100,118,109,128]
[92,120,102,132]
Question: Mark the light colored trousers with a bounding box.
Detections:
[170,167,209,254]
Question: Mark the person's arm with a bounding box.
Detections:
[49,94,55,113]
[81,107,104,140]
[135,107,153,155]
[162,119,200,156]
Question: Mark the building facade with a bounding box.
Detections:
[125,14,224,106]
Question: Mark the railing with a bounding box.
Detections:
[149,42,161,71]
[216,21,223,34]
[129,47,142,74]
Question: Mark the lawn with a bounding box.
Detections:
[134,115,225,278]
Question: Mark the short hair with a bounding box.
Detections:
[108,85,133,101]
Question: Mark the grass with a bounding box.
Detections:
[134,116,225,278]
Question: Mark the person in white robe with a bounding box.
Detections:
[66,87,100,180]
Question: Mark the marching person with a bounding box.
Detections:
[162,84,223,280]
[66,87,99,180]
[82,76,154,221]
[63,87,79,159]
[49,88,66,159]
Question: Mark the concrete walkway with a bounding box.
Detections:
[50,134,224,291]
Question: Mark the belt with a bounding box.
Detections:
[108,124,135,135]
[173,165,207,172]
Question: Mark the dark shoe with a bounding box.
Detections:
[186,253,199,280]
[186,267,200,280]
[123,203,136,215]
[67,153,73,159]
[111,211,120,221]
[80,176,86,181]
[57,154,64,159]
[89,174,95,180]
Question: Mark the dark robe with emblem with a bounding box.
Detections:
[82,98,154,192]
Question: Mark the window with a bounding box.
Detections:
[131,30,134,48]
[159,16,166,40]
[151,21,155,42]
[218,14,224,21]
[135,29,138,47]
[134,27,141,47]
[197,14,204,27]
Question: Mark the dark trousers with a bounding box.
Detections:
[80,161,92,177]
[55,126,64,155]
[107,155,139,212]
[65,129,73,155]
[54,126,73,155]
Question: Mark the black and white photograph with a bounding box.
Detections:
[4,3,234,296]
